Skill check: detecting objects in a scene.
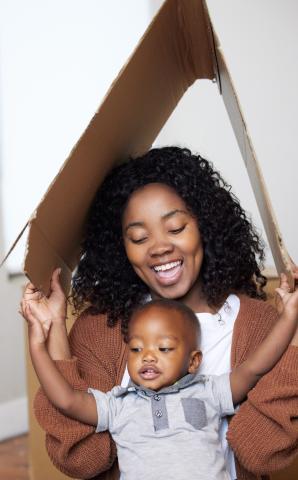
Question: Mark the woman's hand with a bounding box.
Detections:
[21,268,67,344]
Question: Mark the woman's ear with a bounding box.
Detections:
[188,350,202,374]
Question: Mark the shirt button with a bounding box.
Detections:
[154,394,161,401]
[155,410,163,417]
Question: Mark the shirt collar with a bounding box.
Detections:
[117,370,206,397]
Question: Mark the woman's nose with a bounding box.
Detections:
[148,236,174,258]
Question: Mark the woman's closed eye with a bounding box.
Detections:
[130,236,148,244]
[168,225,186,234]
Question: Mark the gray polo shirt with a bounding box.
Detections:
[89,372,234,480]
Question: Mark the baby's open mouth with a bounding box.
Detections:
[139,365,161,380]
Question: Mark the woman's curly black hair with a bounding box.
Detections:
[72,146,266,334]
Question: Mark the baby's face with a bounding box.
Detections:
[127,306,201,391]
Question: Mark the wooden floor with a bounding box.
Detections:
[0,435,29,480]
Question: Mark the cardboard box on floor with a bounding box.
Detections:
[7,0,296,478]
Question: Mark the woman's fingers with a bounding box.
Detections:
[275,273,291,313]
[275,271,298,317]
[277,273,290,295]
[289,260,298,288]
[50,268,65,299]
[293,268,298,280]
[24,282,44,301]
[275,287,288,300]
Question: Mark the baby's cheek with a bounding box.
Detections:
[127,357,138,379]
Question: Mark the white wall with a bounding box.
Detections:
[0,217,27,439]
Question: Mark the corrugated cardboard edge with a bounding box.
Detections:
[0,222,28,269]
[207,14,294,288]
[23,221,73,294]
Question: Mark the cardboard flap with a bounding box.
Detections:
[22,0,215,294]
[24,222,72,295]
[212,28,293,287]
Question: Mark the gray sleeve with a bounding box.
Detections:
[88,388,116,433]
[211,373,235,417]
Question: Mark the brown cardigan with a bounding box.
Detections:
[34,295,298,480]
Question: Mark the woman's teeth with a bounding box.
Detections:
[152,260,183,281]
[153,261,181,272]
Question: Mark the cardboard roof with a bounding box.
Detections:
[2,0,293,293]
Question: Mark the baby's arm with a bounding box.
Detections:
[231,274,298,405]
[23,289,98,427]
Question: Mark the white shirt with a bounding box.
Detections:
[198,294,240,479]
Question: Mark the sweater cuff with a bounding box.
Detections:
[54,357,83,386]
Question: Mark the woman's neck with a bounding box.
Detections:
[179,286,214,314]
[151,281,216,314]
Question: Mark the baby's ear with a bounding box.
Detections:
[188,350,202,374]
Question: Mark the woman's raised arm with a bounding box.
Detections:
[227,297,298,475]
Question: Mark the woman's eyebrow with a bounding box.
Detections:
[125,209,188,232]
[124,221,145,232]
[162,209,188,220]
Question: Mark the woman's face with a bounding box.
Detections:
[122,183,204,310]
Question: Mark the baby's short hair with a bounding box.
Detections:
[131,298,200,344]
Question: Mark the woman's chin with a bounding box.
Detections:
[151,283,190,301]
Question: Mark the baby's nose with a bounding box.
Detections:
[142,350,157,362]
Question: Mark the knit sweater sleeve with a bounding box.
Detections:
[227,298,298,475]
[34,311,124,479]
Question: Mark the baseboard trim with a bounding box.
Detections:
[0,396,28,441]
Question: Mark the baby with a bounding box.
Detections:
[25,280,298,480]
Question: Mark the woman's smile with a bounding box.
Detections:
[151,259,183,285]
[122,183,205,311]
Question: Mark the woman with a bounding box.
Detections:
[26,147,298,480]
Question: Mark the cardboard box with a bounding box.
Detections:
[1,0,293,292]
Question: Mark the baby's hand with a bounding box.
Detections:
[22,298,51,345]
[275,272,298,322]
[20,268,67,345]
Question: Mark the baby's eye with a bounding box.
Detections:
[130,347,142,352]
[159,347,174,353]
[169,225,186,234]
